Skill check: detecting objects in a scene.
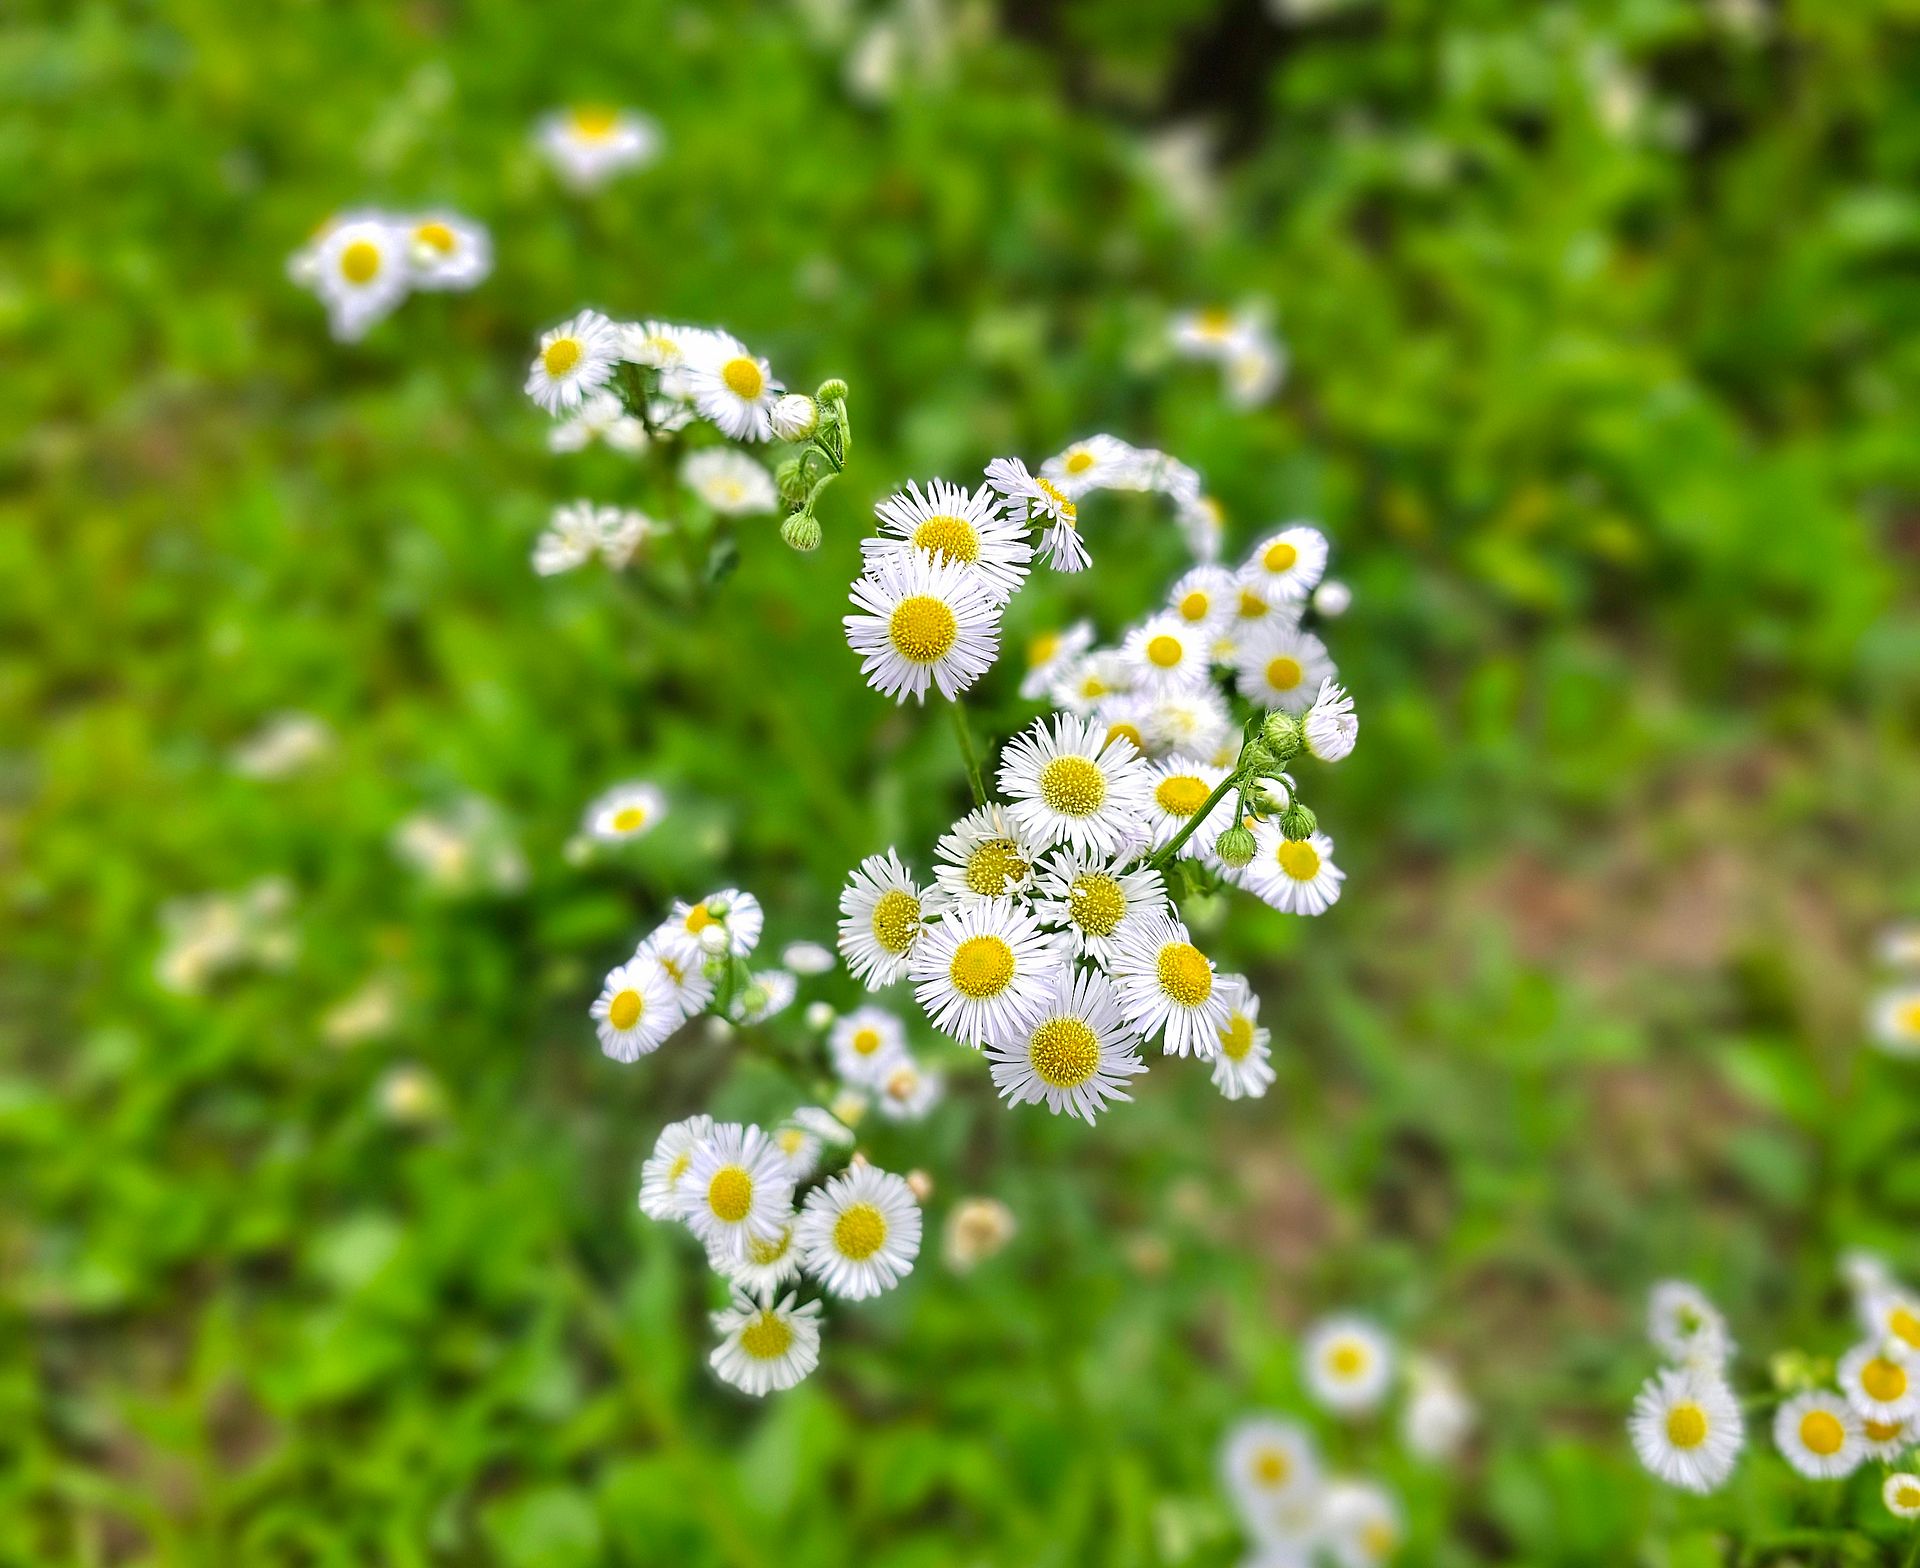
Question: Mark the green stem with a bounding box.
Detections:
[1903,1530,1920,1568]
[948,697,988,806]
[1146,767,1243,870]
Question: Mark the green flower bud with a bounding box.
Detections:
[1215,823,1257,868]
[1238,739,1275,777]
[1261,711,1301,762]
[774,457,809,504]
[815,378,849,403]
[781,511,823,552]
[1280,802,1317,842]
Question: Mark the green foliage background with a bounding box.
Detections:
[7,0,1920,1562]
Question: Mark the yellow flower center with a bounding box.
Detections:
[1329,1342,1366,1378]
[888,596,959,663]
[571,105,620,139]
[1800,1409,1845,1457]
[748,1227,792,1264]
[1277,840,1321,881]
[1069,873,1127,938]
[843,1031,878,1060]
[911,514,980,565]
[1147,634,1184,669]
[542,337,582,377]
[1177,591,1210,621]
[720,356,765,400]
[1862,1357,1908,1403]
[1197,307,1233,336]
[885,1066,919,1101]
[1154,775,1209,818]
[1039,755,1107,817]
[1104,722,1145,753]
[1237,588,1269,620]
[1665,1403,1707,1449]
[1893,1307,1920,1348]
[1262,539,1298,573]
[1028,1016,1100,1088]
[1361,1522,1396,1560]
[964,839,1029,897]
[777,1129,806,1156]
[684,902,714,933]
[833,1202,888,1260]
[610,805,647,832]
[608,989,643,1031]
[870,889,921,953]
[950,934,1016,999]
[1035,478,1078,522]
[1027,632,1061,667]
[1220,1014,1255,1060]
[339,240,381,284]
[1064,450,1095,474]
[414,221,456,254]
[1900,1484,1920,1509]
[1866,1419,1905,1442]
[1901,1000,1920,1034]
[1156,942,1212,1006]
[707,1165,753,1223]
[738,1310,792,1360]
[1266,655,1303,691]
[1252,1448,1289,1486]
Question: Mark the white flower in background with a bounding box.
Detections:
[683,331,782,441]
[1319,1479,1401,1568]
[1862,1413,1914,1460]
[1019,620,1095,700]
[679,1122,796,1261]
[636,926,717,1016]
[1647,1281,1733,1369]
[1885,1473,1920,1520]
[1839,1340,1920,1425]
[230,712,332,779]
[1169,305,1258,360]
[984,966,1147,1123]
[393,797,526,896]
[798,1163,922,1299]
[910,899,1062,1049]
[1223,339,1285,410]
[1221,1417,1320,1524]
[729,968,796,1026]
[307,213,412,341]
[321,975,400,1047]
[708,1289,820,1396]
[998,714,1153,860]
[1047,649,1138,716]
[1234,625,1334,714]
[681,447,779,515]
[1246,825,1344,917]
[532,500,602,576]
[837,850,930,987]
[1143,687,1235,763]
[1209,977,1275,1101]
[154,879,297,994]
[1243,524,1329,602]
[1165,564,1235,638]
[639,1114,713,1220]
[931,804,1045,908]
[769,1122,823,1183]
[536,105,661,191]
[1091,693,1160,759]
[828,1005,910,1085]
[404,211,491,290]
[591,957,680,1061]
[845,549,1002,704]
[595,507,663,568]
[1842,1250,1898,1309]
[781,940,835,976]
[1040,433,1144,497]
[1176,494,1226,565]
[1775,1391,1863,1480]
[1630,1367,1745,1493]
[1122,613,1213,695]
[585,781,666,842]
[375,1063,445,1126]
[713,1218,803,1292]
[944,1196,1017,1272]
[792,1105,857,1148]
[1031,851,1167,969]
[1302,1316,1395,1416]
[617,319,718,370]
[668,889,764,958]
[1312,579,1352,618]
[1871,987,1920,1057]
[1226,575,1287,648]
[1403,1357,1475,1462]
[1141,758,1234,857]
[526,310,619,415]
[548,391,650,454]
[1110,909,1229,1058]
[864,478,1033,606]
[1880,923,1920,968]
[984,456,1087,572]
[875,1057,944,1121]
[1302,681,1358,762]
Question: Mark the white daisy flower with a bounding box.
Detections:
[678,1122,795,1262]
[616,319,720,370]
[1840,1340,1920,1425]
[1862,1414,1914,1460]
[1225,574,1292,652]
[636,926,717,1016]
[863,478,1032,605]
[1224,335,1285,409]
[983,966,1146,1123]
[404,212,491,291]
[1319,1479,1400,1568]
[638,1114,713,1220]
[1019,620,1096,700]
[547,392,649,456]
[1142,688,1235,762]
[1122,612,1213,695]
[591,957,681,1061]
[932,804,1045,909]
[769,1124,823,1184]
[1047,649,1138,716]
[1302,1316,1395,1416]
[1141,758,1234,856]
[997,714,1154,860]
[712,1217,803,1292]
[1031,851,1168,969]
[1647,1281,1733,1369]
[828,1005,910,1086]
[708,1288,820,1397]
[1169,305,1258,359]
[984,456,1087,572]
[1775,1391,1864,1480]
[1403,1357,1476,1462]
[1872,987,1920,1057]
[668,889,764,959]
[1166,565,1235,637]
[728,969,796,1026]
[793,1105,856,1146]
[1176,494,1226,565]
[1860,1290,1920,1358]
[845,550,1002,704]
[1220,1416,1320,1515]
[1628,1367,1744,1492]
[536,106,661,192]
[909,900,1063,1049]
[586,782,666,842]
[1885,1473,1920,1520]
[943,1196,1017,1272]
[1040,433,1144,497]
[1235,625,1334,714]
[1302,680,1359,762]
[1109,909,1230,1059]
[526,310,619,415]
[683,332,782,441]
[309,213,410,342]
[1091,693,1169,763]
[1210,977,1275,1101]
[781,941,835,976]
[531,501,620,577]
[1242,524,1329,602]
[681,448,778,515]
[837,851,931,988]
[875,1057,944,1121]
[797,1163,922,1300]
[1245,825,1345,917]
[594,508,663,568]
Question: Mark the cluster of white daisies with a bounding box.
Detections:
[287,208,492,342]
[1630,1259,1920,1521]
[1168,303,1287,410]
[1869,923,1920,1059]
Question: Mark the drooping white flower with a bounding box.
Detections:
[781,941,835,976]
[845,549,1002,704]
[863,478,1032,606]
[797,1163,922,1300]
[984,456,1087,572]
[909,899,1064,1049]
[1302,1316,1395,1416]
[983,966,1146,1123]
[712,1217,804,1293]
[997,714,1154,860]
[708,1288,820,1397]
[547,393,650,455]
[636,926,716,1017]
[770,393,819,442]
[837,850,931,988]
[1402,1357,1476,1462]
[1302,681,1358,762]
[1209,976,1275,1101]
[1774,1390,1863,1480]
[1109,909,1230,1059]
[591,957,681,1061]
[678,1122,796,1261]
[536,106,661,192]
[526,310,620,415]
[681,448,778,515]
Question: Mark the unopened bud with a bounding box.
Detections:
[804,1000,834,1031]
[781,511,823,552]
[1261,711,1301,761]
[815,378,848,403]
[697,924,730,956]
[906,1170,934,1202]
[775,457,810,504]
[1280,802,1317,841]
[1239,739,1275,777]
[1215,824,1257,868]
[770,393,819,442]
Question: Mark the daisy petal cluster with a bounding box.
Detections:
[1628,1280,1744,1494]
[1168,301,1286,409]
[1869,923,1920,1058]
[288,208,492,342]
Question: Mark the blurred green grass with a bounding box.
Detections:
[6,0,1920,1562]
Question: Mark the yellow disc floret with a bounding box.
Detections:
[1665,1403,1707,1448]
[414,221,456,254]
[1266,656,1303,691]
[1262,539,1298,573]
[1862,1357,1908,1403]
[869,889,921,953]
[1800,1410,1845,1457]
[542,337,582,377]
[950,934,1016,999]
[610,805,647,833]
[721,356,765,400]
[833,1202,888,1260]
[1154,775,1209,818]
[964,839,1029,897]
[739,1310,793,1360]
[707,1165,754,1223]
[1156,942,1212,1005]
[340,241,381,284]
[608,989,643,1031]
[888,596,959,663]
[1039,755,1107,817]
[1220,1014,1255,1060]
[1027,1016,1100,1088]
[912,514,981,564]
[1147,635,1184,669]
[1277,840,1321,881]
[1068,873,1127,938]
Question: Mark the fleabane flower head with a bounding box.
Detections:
[536,106,661,192]
[709,1288,820,1397]
[1403,1357,1476,1462]
[909,899,1063,1049]
[1031,850,1168,969]
[985,456,1087,573]
[1859,1289,1920,1358]
[617,319,721,371]
[1040,434,1144,497]
[1141,758,1234,857]
[1862,1414,1915,1460]
[846,549,1002,704]
[828,1005,910,1086]
[863,478,1033,606]
[678,1122,795,1261]
[1243,524,1329,603]
[1647,1281,1733,1369]
[532,499,604,577]
[1775,1390,1864,1480]
[1629,1366,1744,1493]
[527,310,619,415]
[1177,495,1226,565]
[1302,1316,1395,1416]
[1090,694,1161,761]
[932,804,1044,909]
[1019,620,1095,701]
[1223,333,1285,410]
[1144,688,1235,764]
[1166,565,1236,639]
[404,212,491,291]
[1235,624,1334,715]
[1839,1339,1920,1425]
[983,966,1146,1123]
[1122,612,1214,695]
[1210,976,1275,1101]
[1303,680,1358,762]
[875,1057,944,1121]
[592,957,681,1061]
[586,782,666,842]
[1246,824,1344,917]
[1110,909,1229,1058]
[637,925,717,1016]
[309,212,409,341]
[1220,1416,1321,1518]
[638,1114,713,1220]
[683,331,783,441]
[1872,987,1920,1058]
[1885,1473,1920,1520]
[712,1217,803,1292]
[548,393,650,456]
[1320,1479,1401,1568]
[669,889,764,959]
[1169,304,1260,360]
[728,968,796,1026]
[682,448,778,515]
[768,1121,822,1183]
[997,714,1153,860]
[837,850,930,988]
[798,1162,923,1300]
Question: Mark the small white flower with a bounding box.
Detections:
[683,331,783,441]
[595,507,663,568]
[837,850,931,987]
[1242,524,1329,602]
[1245,825,1344,917]
[768,1122,823,1183]
[863,478,1033,606]
[828,1005,911,1086]
[1165,565,1236,637]
[230,712,332,780]
[728,969,796,1026]
[679,1122,796,1261]
[1775,1390,1864,1480]
[1140,758,1234,857]
[638,1114,713,1220]
[797,1163,922,1300]
[984,456,1087,572]
[1885,1472,1920,1520]
[1089,693,1162,760]
[586,782,666,842]
[591,957,681,1061]
[1047,649,1138,716]
[1040,433,1144,497]
[1031,850,1168,969]
[708,1288,820,1397]
[931,804,1045,909]
[637,926,717,1016]
[792,1105,857,1147]
[1319,1479,1401,1568]
[1859,1289,1920,1358]
[1169,305,1260,360]
[1210,977,1275,1101]
[1223,335,1285,409]
[1302,1316,1395,1416]
[1109,909,1230,1059]
[997,714,1154,860]
[770,393,819,441]
[308,212,410,342]
[943,1196,1017,1272]
[536,106,661,192]
[1647,1281,1733,1369]
[1863,1413,1914,1459]
[617,319,720,370]
[682,448,779,515]
[1840,1340,1920,1425]
[1142,687,1235,762]
[983,966,1146,1123]
[1871,987,1920,1058]
[526,310,619,415]
[909,899,1064,1049]
[667,889,764,958]
[781,940,835,976]
[1220,1416,1320,1516]
[548,393,649,455]
[1313,579,1352,618]
[1176,494,1226,565]
[845,548,1002,705]
[1403,1358,1476,1462]
[875,1057,944,1121]
[1302,681,1359,762]
[1235,624,1334,714]
[1019,620,1095,700]
[404,211,491,291]
[1122,612,1213,695]
[711,1218,803,1292]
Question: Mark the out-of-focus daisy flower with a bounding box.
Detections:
[1122,613,1213,695]
[639,1114,714,1220]
[1862,1414,1914,1460]
[985,456,1087,572]
[1871,987,1920,1057]
[713,1218,803,1292]
[932,804,1044,908]
[1843,1250,1898,1307]
[781,941,835,976]
[1246,825,1344,917]
[683,331,782,441]
[1403,1356,1475,1462]
[1141,758,1233,858]
[1040,434,1143,497]
[1143,687,1234,763]
[1859,1290,1920,1358]
[1319,1479,1400,1568]
[532,499,602,576]
[1302,681,1358,762]
[1221,1416,1320,1516]
[1647,1281,1733,1369]
[875,1058,944,1121]
[1312,579,1352,618]
[681,447,779,515]
[1776,1391,1864,1480]
[998,714,1153,860]
[1303,1316,1395,1416]
[845,550,1002,704]
[595,507,663,568]
[1091,693,1160,759]
[728,969,796,1026]
[1019,620,1095,701]
[617,319,717,370]
[1177,494,1226,565]
[636,926,717,1017]
[838,850,930,988]
[526,310,619,416]
[536,105,661,192]
[944,1196,1017,1272]
[709,1289,820,1397]
[1110,909,1229,1059]
[793,1104,856,1147]
[1840,1341,1919,1425]
[586,782,666,842]
[1031,850,1167,969]
[770,1123,823,1183]
[984,966,1146,1123]
[308,212,409,341]
[1223,334,1286,409]
[230,711,333,780]
[1210,976,1274,1100]
[828,1005,910,1086]
[548,390,650,454]
[669,889,763,959]
[1169,305,1255,360]
[404,211,491,290]
[798,1163,922,1299]
[1630,1367,1744,1492]
[1227,577,1289,650]
[1880,923,1920,968]
[910,900,1062,1049]
[864,478,1032,606]
[321,975,400,1047]
[1885,1473,1920,1520]
[1235,625,1334,714]
[1243,524,1329,603]
[1048,649,1138,716]
[679,1122,795,1261]
[393,798,527,896]
[1166,565,1235,638]
[592,957,680,1061]
[375,1063,446,1126]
